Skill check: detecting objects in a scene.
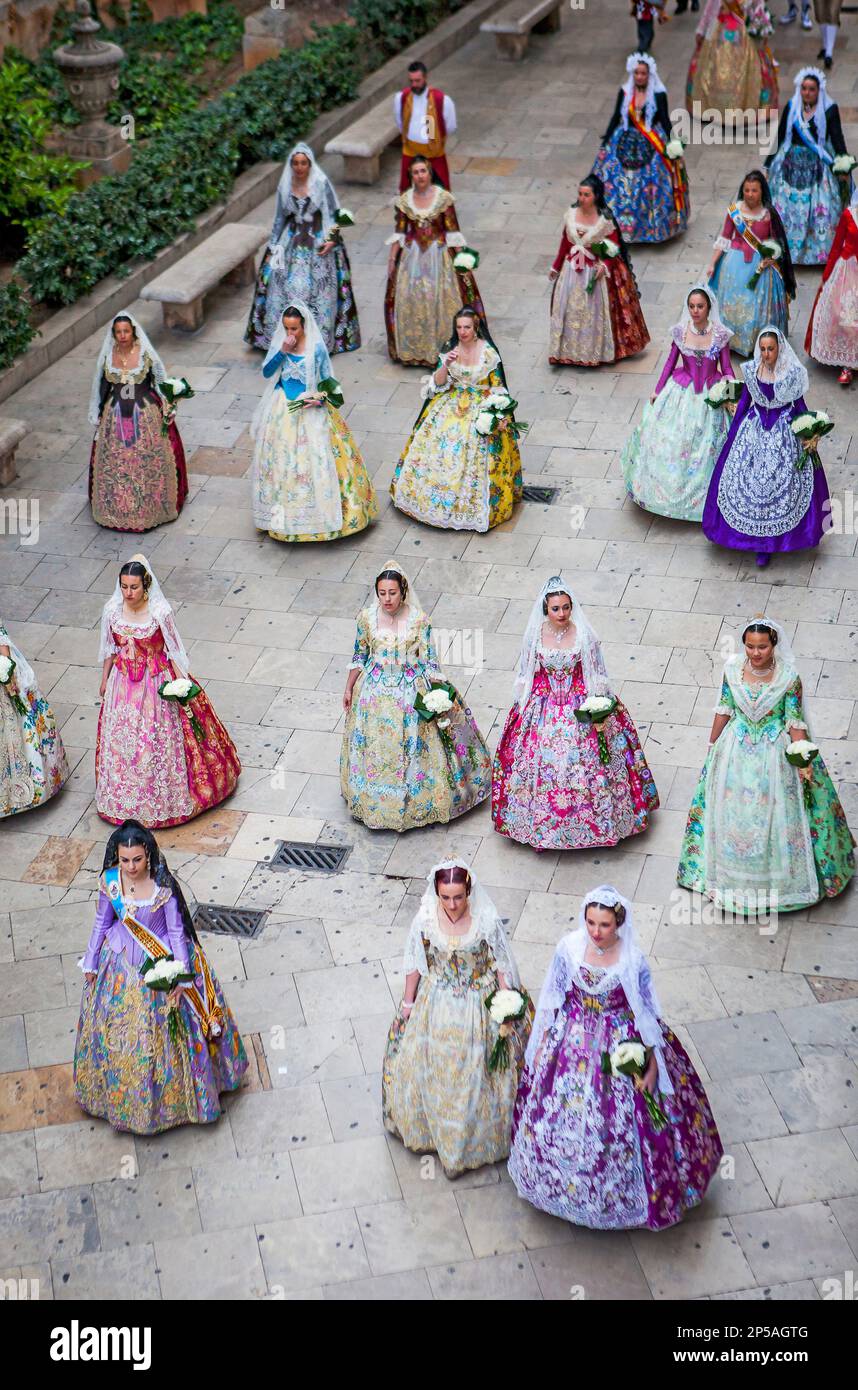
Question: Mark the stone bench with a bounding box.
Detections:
[324,102,400,185]
[480,0,562,60]
[0,417,26,488]
[140,223,269,332]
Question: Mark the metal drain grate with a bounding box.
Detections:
[268,841,352,874]
[522,485,560,504]
[193,904,268,939]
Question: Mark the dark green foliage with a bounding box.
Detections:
[0,283,37,370]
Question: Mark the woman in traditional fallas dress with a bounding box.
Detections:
[805,187,858,386]
[677,619,855,912]
[75,821,247,1135]
[95,556,241,828]
[1,615,69,818]
[385,155,485,367]
[702,327,831,568]
[244,142,360,355]
[383,860,533,1178]
[548,174,649,367]
[88,312,188,531]
[686,0,778,116]
[766,69,852,267]
[705,169,795,357]
[250,302,377,543]
[340,561,492,832]
[492,576,658,850]
[509,885,723,1230]
[592,52,689,245]
[390,306,522,532]
[621,284,734,522]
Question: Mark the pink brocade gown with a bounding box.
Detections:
[95,616,241,828]
[492,646,659,849]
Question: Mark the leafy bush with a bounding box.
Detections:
[0,54,86,245]
[0,284,37,371]
[350,0,466,66]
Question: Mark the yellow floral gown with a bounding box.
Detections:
[390,345,522,531]
[251,344,377,542]
[383,909,533,1176]
[340,604,492,830]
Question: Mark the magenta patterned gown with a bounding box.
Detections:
[492,645,658,849]
[508,960,723,1230]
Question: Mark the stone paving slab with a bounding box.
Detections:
[1,7,857,1301]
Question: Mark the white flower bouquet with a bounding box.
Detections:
[747,239,782,291]
[453,245,480,272]
[287,375,345,414]
[745,1,773,39]
[474,390,528,441]
[484,986,531,1071]
[0,654,27,715]
[585,239,620,294]
[158,676,206,744]
[415,681,457,723]
[785,738,819,768]
[159,376,195,435]
[703,377,743,410]
[142,954,194,1044]
[574,695,617,765]
[833,154,857,177]
[601,1038,669,1130]
[665,137,686,161]
[791,410,833,470]
[334,208,355,227]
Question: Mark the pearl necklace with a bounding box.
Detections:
[547,621,570,646]
[689,321,710,337]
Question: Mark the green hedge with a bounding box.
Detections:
[4,0,469,368]
[0,283,39,372]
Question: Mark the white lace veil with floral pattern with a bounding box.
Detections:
[276,142,340,223]
[402,858,520,983]
[88,310,166,427]
[743,326,809,407]
[98,553,190,674]
[513,574,610,709]
[526,885,673,1094]
[620,52,666,131]
[250,299,327,440]
[722,614,808,729]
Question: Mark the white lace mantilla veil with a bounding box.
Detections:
[371,558,426,623]
[513,574,610,710]
[676,283,730,343]
[250,299,327,440]
[621,51,666,131]
[98,553,190,674]
[721,614,810,729]
[0,616,35,690]
[743,325,809,408]
[525,885,673,1095]
[402,858,520,983]
[88,310,167,427]
[276,142,340,225]
[782,67,835,152]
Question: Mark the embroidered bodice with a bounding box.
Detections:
[654,327,733,395]
[716,665,808,743]
[421,935,497,997]
[348,606,441,686]
[440,344,500,391]
[531,643,588,703]
[82,880,190,973]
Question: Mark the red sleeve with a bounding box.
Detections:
[552,230,571,272]
[718,213,733,242]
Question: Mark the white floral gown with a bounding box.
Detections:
[1,619,69,818]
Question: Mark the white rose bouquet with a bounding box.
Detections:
[142,955,194,1043]
[601,1038,669,1130]
[574,695,617,765]
[0,655,27,715]
[747,240,781,291]
[334,208,355,227]
[785,738,819,768]
[159,377,195,435]
[415,681,458,732]
[791,411,834,471]
[665,137,686,161]
[288,375,345,414]
[833,154,857,177]
[484,986,531,1071]
[703,377,743,411]
[158,676,206,744]
[453,245,480,272]
[473,390,528,441]
[585,239,620,294]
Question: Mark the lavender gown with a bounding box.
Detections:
[702,378,830,558]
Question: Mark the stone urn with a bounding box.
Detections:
[52,0,132,186]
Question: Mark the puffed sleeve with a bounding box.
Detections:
[403,918,429,976]
[348,610,371,672]
[714,672,736,717]
[80,891,115,973]
[164,894,191,971]
[784,674,809,732]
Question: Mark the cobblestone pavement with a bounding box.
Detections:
[1,7,857,1302]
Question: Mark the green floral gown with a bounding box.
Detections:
[340,603,492,831]
[677,655,855,912]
